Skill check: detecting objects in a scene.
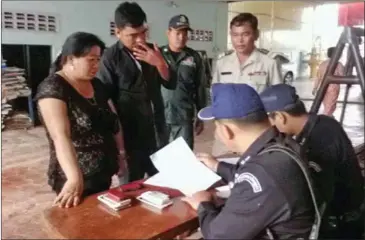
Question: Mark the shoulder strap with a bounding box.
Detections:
[296,114,319,146]
[217,49,234,59]
[259,144,326,240]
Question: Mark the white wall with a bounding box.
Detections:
[228,1,315,52]
[2,0,228,60]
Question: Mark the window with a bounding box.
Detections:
[110,21,115,36]
[109,21,150,39]
[1,10,58,32]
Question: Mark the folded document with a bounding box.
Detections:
[145,137,221,196]
[136,191,173,210]
[97,194,132,211]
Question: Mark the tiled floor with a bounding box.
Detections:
[2,127,53,239]
[1,80,364,239]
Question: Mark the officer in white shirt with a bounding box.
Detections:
[212,12,282,155]
[212,13,282,93]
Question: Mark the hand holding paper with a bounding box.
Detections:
[195,153,219,172]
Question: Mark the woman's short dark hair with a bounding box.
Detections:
[49,32,105,74]
[230,13,258,31]
[49,53,62,75]
[114,2,147,29]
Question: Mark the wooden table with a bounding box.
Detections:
[43,153,237,239]
[43,193,199,239]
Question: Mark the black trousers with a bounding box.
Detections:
[337,218,364,239]
[165,122,194,150]
[126,150,158,181]
[320,214,364,239]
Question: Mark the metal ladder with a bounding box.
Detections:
[310,27,364,143]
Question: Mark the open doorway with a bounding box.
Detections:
[2,44,51,126]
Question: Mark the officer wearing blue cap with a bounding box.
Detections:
[182,83,317,239]
[260,83,364,239]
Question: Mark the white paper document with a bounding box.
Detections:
[145,137,221,196]
[217,157,240,165]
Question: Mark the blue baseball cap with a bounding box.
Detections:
[198,83,266,120]
[260,84,300,112]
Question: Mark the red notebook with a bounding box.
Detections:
[107,182,143,201]
[107,180,184,199]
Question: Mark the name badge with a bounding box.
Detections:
[181,57,195,66]
[248,71,267,76]
[221,72,232,75]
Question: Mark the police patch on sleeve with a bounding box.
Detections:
[234,172,263,193]
[217,50,234,59]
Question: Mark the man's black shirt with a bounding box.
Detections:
[96,41,166,152]
[299,114,364,216]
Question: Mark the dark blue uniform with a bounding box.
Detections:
[197,128,315,239]
[260,84,364,239]
[297,114,364,238]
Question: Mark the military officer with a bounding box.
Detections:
[212,13,282,92]
[182,83,317,239]
[159,14,207,149]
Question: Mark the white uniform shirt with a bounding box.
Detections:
[212,49,282,93]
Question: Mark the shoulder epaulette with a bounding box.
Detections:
[217,49,234,59]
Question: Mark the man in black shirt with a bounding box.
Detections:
[260,83,364,239]
[182,83,315,239]
[97,2,170,182]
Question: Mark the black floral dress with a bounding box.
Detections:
[34,74,119,196]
